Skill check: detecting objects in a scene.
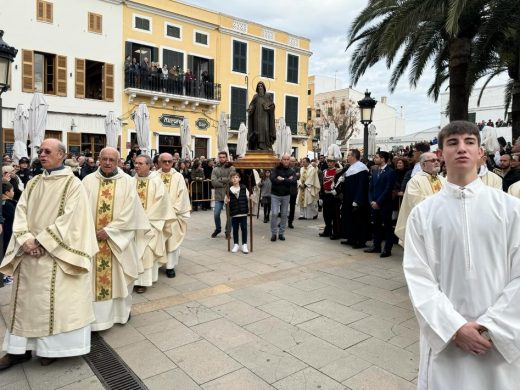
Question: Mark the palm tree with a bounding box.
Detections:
[470,0,520,140]
[347,0,488,122]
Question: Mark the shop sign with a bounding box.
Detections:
[159,114,184,127]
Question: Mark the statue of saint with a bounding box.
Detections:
[247,81,276,150]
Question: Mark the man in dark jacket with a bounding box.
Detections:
[210,152,235,238]
[270,154,296,241]
[340,149,370,248]
[80,157,97,179]
[365,151,396,258]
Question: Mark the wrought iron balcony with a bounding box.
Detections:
[123,73,221,107]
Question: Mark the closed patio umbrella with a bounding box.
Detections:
[12,104,29,163]
[236,122,248,157]
[133,103,150,155]
[28,92,48,160]
[180,118,192,160]
[104,111,120,149]
[217,112,229,156]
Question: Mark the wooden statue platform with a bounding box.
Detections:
[232,150,279,170]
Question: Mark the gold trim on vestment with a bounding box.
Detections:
[160,172,172,190]
[428,175,442,193]
[94,179,116,301]
[45,227,91,258]
[27,174,42,200]
[136,178,149,209]
[10,264,22,332]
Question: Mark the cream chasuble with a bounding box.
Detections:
[158,169,191,255]
[0,168,98,341]
[395,171,445,245]
[404,179,520,389]
[82,168,150,331]
[133,171,176,285]
[509,181,520,198]
[478,166,502,190]
[297,166,320,218]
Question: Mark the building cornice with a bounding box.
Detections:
[101,0,124,5]
[219,27,312,57]
[125,1,219,30]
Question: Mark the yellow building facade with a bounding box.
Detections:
[121,0,312,159]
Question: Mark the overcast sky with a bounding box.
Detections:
[181,0,446,133]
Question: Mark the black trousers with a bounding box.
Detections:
[231,216,248,244]
[322,193,340,236]
[288,193,297,224]
[371,208,394,252]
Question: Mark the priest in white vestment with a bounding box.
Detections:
[297,157,320,220]
[403,121,520,389]
[478,154,502,190]
[132,155,176,293]
[508,180,520,198]
[0,139,98,369]
[395,152,445,245]
[157,153,191,278]
[82,148,150,331]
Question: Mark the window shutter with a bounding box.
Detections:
[22,49,34,93]
[151,47,159,63]
[285,96,298,134]
[96,14,102,33]
[45,2,53,23]
[75,58,85,98]
[125,41,132,58]
[102,63,114,102]
[56,55,67,96]
[208,59,214,82]
[88,13,95,31]
[187,55,194,73]
[37,0,45,20]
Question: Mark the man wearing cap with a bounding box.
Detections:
[17,157,33,187]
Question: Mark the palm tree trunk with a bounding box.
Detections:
[448,37,471,121]
[512,81,520,142]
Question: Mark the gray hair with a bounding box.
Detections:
[136,154,153,166]
[99,147,121,159]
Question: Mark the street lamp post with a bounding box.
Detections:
[0,30,18,157]
[357,90,377,160]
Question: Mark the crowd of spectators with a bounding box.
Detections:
[124,56,215,99]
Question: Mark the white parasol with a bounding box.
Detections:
[12,104,29,163]
[274,117,287,156]
[180,118,192,160]
[104,111,120,148]
[217,112,229,156]
[28,92,48,160]
[133,103,150,155]
[284,126,293,156]
[368,124,377,157]
[236,122,248,157]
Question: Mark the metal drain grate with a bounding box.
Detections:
[84,332,148,390]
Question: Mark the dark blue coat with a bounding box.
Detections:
[368,166,396,211]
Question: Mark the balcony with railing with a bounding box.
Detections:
[123,72,221,108]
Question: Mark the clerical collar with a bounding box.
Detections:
[45,164,65,174]
[138,172,151,178]
[99,168,118,178]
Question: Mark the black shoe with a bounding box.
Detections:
[278,234,285,241]
[271,234,277,242]
[380,251,392,258]
[352,243,367,249]
[330,235,340,240]
[166,268,176,278]
[40,357,57,367]
[298,217,306,220]
[288,223,294,229]
[0,351,32,370]
[364,247,381,253]
[312,215,318,220]
[319,232,330,237]
[263,218,268,223]
[211,230,221,238]
[341,240,354,246]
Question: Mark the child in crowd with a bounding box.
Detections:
[225,172,249,253]
[2,181,16,284]
[259,170,272,223]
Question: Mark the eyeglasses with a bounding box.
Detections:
[423,159,440,163]
[161,160,173,164]
[37,149,53,155]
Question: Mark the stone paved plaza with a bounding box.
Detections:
[1,210,419,389]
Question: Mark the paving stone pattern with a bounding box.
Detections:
[0,211,419,389]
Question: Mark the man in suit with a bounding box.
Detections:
[365,151,396,258]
